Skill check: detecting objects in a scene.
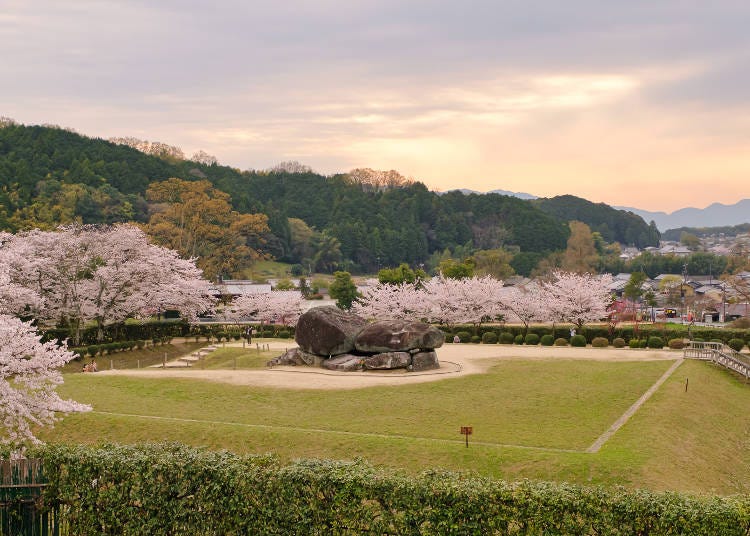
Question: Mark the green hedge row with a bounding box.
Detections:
[35,443,750,535]
[439,324,750,345]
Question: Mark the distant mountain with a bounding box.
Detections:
[443,188,538,200]
[617,200,750,231]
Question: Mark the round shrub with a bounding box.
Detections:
[482,332,498,344]
[728,338,745,352]
[87,345,99,357]
[554,337,569,346]
[647,336,664,349]
[692,337,704,343]
[668,338,685,349]
[570,334,587,347]
[455,331,472,343]
[540,334,555,346]
[613,337,626,348]
[710,338,723,344]
[591,337,609,348]
[639,339,648,348]
[499,332,515,344]
[136,340,146,349]
[470,335,481,344]
[277,330,291,339]
[524,333,540,345]
[629,339,641,349]
[233,333,242,341]
[514,334,524,345]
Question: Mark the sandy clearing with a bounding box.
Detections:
[95,342,682,390]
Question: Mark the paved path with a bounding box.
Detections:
[586,358,684,453]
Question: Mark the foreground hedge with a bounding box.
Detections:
[35,443,750,535]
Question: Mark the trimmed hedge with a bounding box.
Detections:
[540,334,554,346]
[728,338,745,352]
[554,337,569,346]
[647,336,665,349]
[455,331,472,343]
[514,334,524,345]
[591,337,609,348]
[570,334,587,347]
[34,443,750,535]
[482,332,498,344]
[499,332,515,344]
[613,337,626,348]
[524,333,540,345]
[668,338,686,350]
[629,339,641,349]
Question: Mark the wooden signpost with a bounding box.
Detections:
[460,426,473,448]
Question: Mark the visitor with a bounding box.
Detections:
[91,360,98,372]
[570,328,576,338]
[453,334,460,343]
[245,326,252,344]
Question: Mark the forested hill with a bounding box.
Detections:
[0,122,654,274]
[535,195,660,248]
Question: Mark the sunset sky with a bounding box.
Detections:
[3,1,749,211]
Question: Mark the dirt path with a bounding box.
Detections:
[97,342,681,390]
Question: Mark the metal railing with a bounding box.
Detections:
[684,341,750,380]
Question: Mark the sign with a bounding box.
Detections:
[460,426,473,447]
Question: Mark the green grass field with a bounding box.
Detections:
[41,346,750,495]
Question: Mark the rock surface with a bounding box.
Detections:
[320,354,365,372]
[354,320,445,353]
[267,347,320,367]
[363,351,411,370]
[411,351,439,371]
[295,306,367,356]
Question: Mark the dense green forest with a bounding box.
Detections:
[0,121,663,276]
[535,195,660,248]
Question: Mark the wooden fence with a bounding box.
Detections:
[0,458,60,536]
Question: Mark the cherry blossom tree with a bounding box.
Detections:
[0,224,216,344]
[421,276,505,328]
[230,290,306,327]
[543,270,614,329]
[0,314,91,449]
[497,283,548,335]
[351,282,425,320]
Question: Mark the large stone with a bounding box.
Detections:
[354,320,445,353]
[266,347,319,367]
[363,351,411,370]
[295,306,367,356]
[411,351,439,372]
[321,354,365,372]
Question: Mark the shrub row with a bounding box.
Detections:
[34,443,750,535]
[440,324,750,346]
[69,340,153,358]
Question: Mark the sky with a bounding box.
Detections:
[2,1,749,211]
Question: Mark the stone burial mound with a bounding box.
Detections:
[267,306,443,372]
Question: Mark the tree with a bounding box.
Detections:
[144,178,269,279]
[438,258,475,279]
[231,290,305,327]
[544,271,613,329]
[623,272,648,302]
[562,221,599,274]
[1,224,216,344]
[377,263,427,285]
[471,249,515,280]
[352,281,425,320]
[0,315,90,449]
[329,271,358,310]
[421,275,504,329]
[680,231,701,251]
[498,283,546,335]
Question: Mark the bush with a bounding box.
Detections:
[540,334,555,346]
[647,336,664,349]
[639,339,648,348]
[629,339,641,349]
[728,338,745,352]
[524,333,540,345]
[692,337,704,343]
[570,334,587,347]
[554,337,568,346]
[514,334,525,345]
[455,331,472,343]
[471,335,481,344]
[277,330,291,339]
[728,317,750,329]
[668,338,685,349]
[613,337,626,348]
[710,338,723,344]
[591,337,609,348]
[136,340,146,349]
[87,345,99,357]
[499,332,515,344]
[482,332,498,344]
